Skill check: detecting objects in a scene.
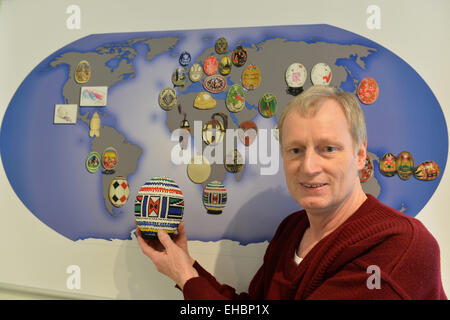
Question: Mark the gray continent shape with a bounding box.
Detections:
[167,38,377,188]
[50,36,180,215]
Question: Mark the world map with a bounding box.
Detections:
[0,24,447,244]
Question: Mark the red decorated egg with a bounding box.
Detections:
[379,152,397,177]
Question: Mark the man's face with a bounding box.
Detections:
[281,98,366,215]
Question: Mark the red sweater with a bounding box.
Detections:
[183,194,447,299]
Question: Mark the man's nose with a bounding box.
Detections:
[301,149,321,175]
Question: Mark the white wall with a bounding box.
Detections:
[0,0,449,299]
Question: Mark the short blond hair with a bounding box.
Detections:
[278,85,367,153]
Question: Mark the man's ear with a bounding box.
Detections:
[356,140,367,171]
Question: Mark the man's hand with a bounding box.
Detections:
[136,222,199,290]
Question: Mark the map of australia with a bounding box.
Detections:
[0,24,446,243]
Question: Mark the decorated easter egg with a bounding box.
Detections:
[179,51,191,66]
[102,147,118,173]
[187,155,211,184]
[238,120,258,146]
[203,75,227,93]
[232,45,247,67]
[85,151,101,173]
[414,161,440,181]
[359,154,374,183]
[75,60,91,84]
[158,87,177,111]
[202,113,227,145]
[189,63,203,82]
[396,151,414,180]
[219,56,232,75]
[203,56,218,75]
[226,84,245,112]
[109,176,130,207]
[357,77,379,104]
[258,93,277,118]
[215,37,228,54]
[203,181,228,214]
[311,62,332,85]
[172,67,186,87]
[241,63,261,90]
[379,152,397,177]
[134,177,184,240]
[225,149,244,173]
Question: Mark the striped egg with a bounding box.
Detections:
[203,181,227,215]
[396,151,414,180]
[134,177,184,240]
[414,161,440,181]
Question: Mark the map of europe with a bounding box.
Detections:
[0,24,447,244]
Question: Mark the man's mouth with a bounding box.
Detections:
[301,183,327,188]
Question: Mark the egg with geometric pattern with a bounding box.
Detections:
[108,176,130,207]
[203,181,227,215]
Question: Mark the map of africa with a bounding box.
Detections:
[0,24,447,244]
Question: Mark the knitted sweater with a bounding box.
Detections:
[183,194,447,300]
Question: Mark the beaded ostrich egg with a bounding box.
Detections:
[134,177,184,240]
[203,181,227,214]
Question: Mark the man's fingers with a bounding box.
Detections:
[157,229,174,250]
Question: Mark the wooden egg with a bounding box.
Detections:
[379,152,397,177]
[396,151,414,180]
[414,161,440,181]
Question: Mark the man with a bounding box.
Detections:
[137,85,447,299]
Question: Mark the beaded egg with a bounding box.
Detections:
[134,177,184,240]
[203,181,227,214]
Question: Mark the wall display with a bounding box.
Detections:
[203,181,228,214]
[74,60,91,84]
[0,23,447,250]
[134,177,184,240]
[89,111,101,137]
[53,104,77,124]
[79,86,108,107]
[311,62,332,85]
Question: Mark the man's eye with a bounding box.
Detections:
[290,148,300,154]
[324,146,336,152]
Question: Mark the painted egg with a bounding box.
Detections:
[311,62,332,85]
[215,37,228,54]
[258,93,277,118]
[219,56,232,75]
[193,92,216,110]
[242,63,261,90]
[359,154,374,183]
[225,149,244,173]
[232,45,247,67]
[85,151,101,173]
[203,56,218,75]
[285,62,307,88]
[203,181,228,214]
[396,151,414,180]
[226,84,245,112]
[109,176,130,207]
[134,177,184,240]
[189,63,203,82]
[203,75,227,93]
[202,113,227,145]
[158,87,177,111]
[172,67,186,87]
[102,147,118,173]
[357,77,379,104]
[414,161,440,181]
[379,152,397,177]
[74,60,91,84]
[238,121,258,146]
[179,51,191,66]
